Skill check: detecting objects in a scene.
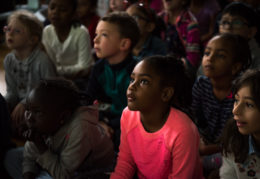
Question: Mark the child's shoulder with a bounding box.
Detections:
[121,107,140,132]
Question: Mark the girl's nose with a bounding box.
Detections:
[232,102,242,116]
[93,35,99,44]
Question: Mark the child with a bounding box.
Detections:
[126,2,167,61]
[220,69,260,178]
[42,0,94,85]
[86,12,140,150]
[77,0,100,46]
[159,0,201,74]
[3,10,56,135]
[218,2,260,69]
[110,56,203,179]
[191,33,251,174]
[4,79,115,179]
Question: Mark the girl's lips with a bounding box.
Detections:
[127,93,136,102]
[203,64,213,70]
[236,121,247,127]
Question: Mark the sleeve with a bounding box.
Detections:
[3,55,19,109]
[36,122,93,179]
[23,142,41,175]
[185,21,201,67]
[61,27,94,76]
[191,77,204,128]
[38,53,57,79]
[42,26,56,65]
[168,123,202,179]
[219,155,237,179]
[110,111,136,179]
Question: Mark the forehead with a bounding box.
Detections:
[49,0,73,7]
[207,36,232,51]
[97,21,120,33]
[221,13,247,22]
[133,61,156,75]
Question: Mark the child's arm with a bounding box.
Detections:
[3,55,19,110]
[110,112,136,179]
[219,155,237,178]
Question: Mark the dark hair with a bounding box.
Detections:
[222,2,258,27]
[128,3,157,23]
[213,33,252,73]
[221,69,260,163]
[101,11,140,50]
[143,55,193,114]
[34,78,82,112]
[88,0,98,9]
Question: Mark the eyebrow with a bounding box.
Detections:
[235,94,254,100]
[131,73,152,78]
[205,47,228,53]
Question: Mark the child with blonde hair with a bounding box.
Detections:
[3,10,56,136]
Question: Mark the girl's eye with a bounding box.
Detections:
[140,79,149,85]
[246,102,254,108]
[203,51,210,56]
[216,54,226,58]
[129,78,134,84]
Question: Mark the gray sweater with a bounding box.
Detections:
[4,47,56,109]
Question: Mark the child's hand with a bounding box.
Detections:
[99,121,114,139]
[11,102,27,137]
[23,129,48,154]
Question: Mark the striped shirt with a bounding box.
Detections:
[191,76,234,143]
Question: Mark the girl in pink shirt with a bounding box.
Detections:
[110,56,204,179]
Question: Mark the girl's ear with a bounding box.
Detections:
[120,38,131,51]
[232,63,242,76]
[161,87,174,102]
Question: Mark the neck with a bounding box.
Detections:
[210,76,233,101]
[54,24,72,43]
[107,51,129,65]
[14,45,35,60]
[140,105,170,133]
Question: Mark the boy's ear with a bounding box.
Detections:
[29,36,39,46]
[161,87,174,102]
[248,26,257,39]
[232,63,242,76]
[120,38,131,51]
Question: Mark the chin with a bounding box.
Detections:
[127,104,139,111]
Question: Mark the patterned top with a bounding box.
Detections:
[220,136,260,178]
[191,76,234,143]
[159,10,201,67]
[4,47,56,109]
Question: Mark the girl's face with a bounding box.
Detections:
[110,0,125,12]
[77,0,91,19]
[4,19,33,50]
[202,36,239,78]
[233,85,260,137]
[127,61,167,112]
[25,89,63,135]
[126,6,152,35]
[48,0,75,28]
[219,13,254,40]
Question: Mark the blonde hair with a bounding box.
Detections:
[8,10,43,43]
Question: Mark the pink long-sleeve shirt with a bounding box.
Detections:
[111,107,204,179]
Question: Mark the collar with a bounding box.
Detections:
[248,135,260,156]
